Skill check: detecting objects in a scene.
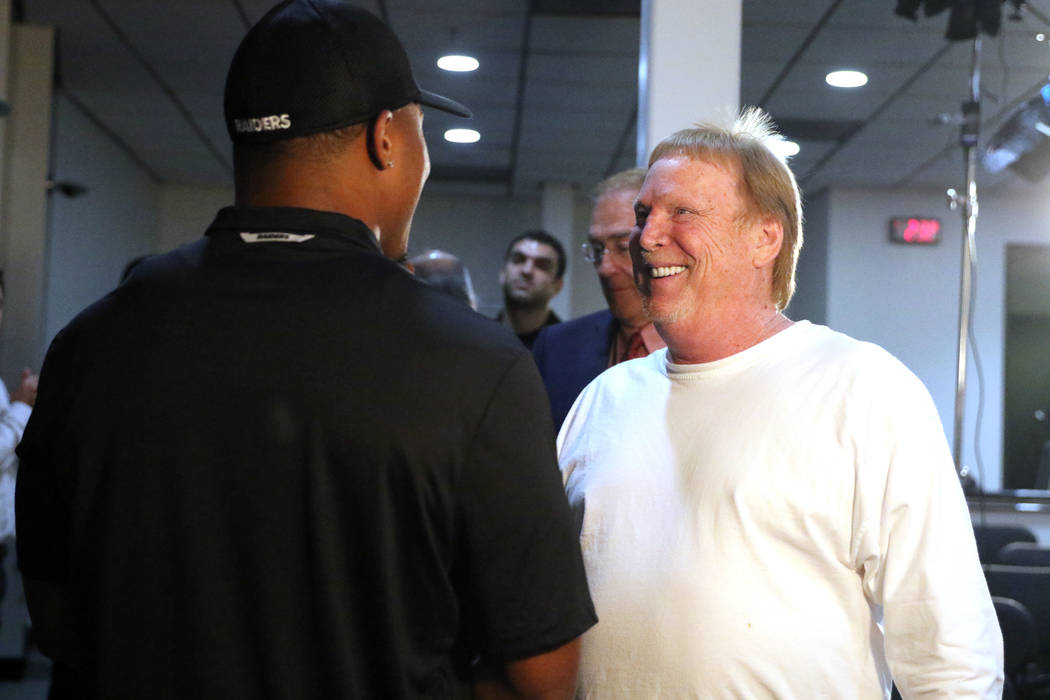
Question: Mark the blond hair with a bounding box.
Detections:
[648,107,803,310]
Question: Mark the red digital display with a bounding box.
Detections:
[889,217,941,245]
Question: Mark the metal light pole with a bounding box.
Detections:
[949,36,982,475]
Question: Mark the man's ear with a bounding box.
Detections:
[553,277,564,295]
[752,214,783,269]
[369,110,395,170]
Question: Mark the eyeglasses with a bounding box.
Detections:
[581,235,632,266]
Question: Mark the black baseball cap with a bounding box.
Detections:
[224,0,472,144]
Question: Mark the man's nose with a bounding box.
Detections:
[597,247,617,277]
[637,217,665,252]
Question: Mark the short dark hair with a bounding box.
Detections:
[233,122,367,173]
[503,230,566,279]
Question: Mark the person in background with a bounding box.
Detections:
[0,270,37,626]
[532,168,665,429]
[408,249,477,309]
[559,108,1003,698]
[15,2,594,697]
[496,230,565,348]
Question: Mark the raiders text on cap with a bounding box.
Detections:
[234,114,292,134]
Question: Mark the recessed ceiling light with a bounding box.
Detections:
[437,55,479,72]
[770,140,800,159]
[825,70,868,88]
[444,128,480,143]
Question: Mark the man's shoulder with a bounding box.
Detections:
[786,322,929,401]
[554,308,614,333]
[536,309,614,345]
[399,277,532,369]
[795,322,911,373]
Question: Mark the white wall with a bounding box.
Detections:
[821,183,1050,492]
[787,189,828,325]
[43,93,160,348]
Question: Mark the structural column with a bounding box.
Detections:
[638,0,741,164]
[540,180,575,320]
[0,23,53,379]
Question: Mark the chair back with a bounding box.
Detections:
[984,565,1050,656]
[992,596,1039,677]
[972,524,1037,563]
[999,542,1050,567]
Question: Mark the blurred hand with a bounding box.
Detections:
[11,367,38,407]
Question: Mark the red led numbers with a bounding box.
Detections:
[890,217,940,245]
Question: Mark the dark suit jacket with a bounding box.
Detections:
[532,309,617,432]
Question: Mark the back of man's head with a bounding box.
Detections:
[409,250,478,309]
[224,0,470,253]
[225,0,469,151]
[503,230,567,280]
[649,107,803,311]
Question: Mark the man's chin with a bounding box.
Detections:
[641,297,687,325]
[505,292,544,309]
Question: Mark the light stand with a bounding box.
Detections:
[947,36,983,477]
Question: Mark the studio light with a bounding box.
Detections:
[444,128,480,143]
[983,83,1050,180]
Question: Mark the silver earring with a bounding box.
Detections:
[386,160,394,168]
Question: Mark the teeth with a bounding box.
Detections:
[650,265,687,279]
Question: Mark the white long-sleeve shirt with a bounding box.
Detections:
[559,321,1003,699]
[0,379,31,540]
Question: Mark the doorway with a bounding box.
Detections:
[1003,244,1050,490]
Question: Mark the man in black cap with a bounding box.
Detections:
[15,2,595,698]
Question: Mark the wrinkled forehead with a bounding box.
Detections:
[640,152,750,208]
[590,188,637,236]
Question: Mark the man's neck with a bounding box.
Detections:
[503,303,552,335]
[658,304,792,365]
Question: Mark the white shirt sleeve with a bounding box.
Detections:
[850,363,1003,698]
[0,379,31,540]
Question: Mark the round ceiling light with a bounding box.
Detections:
[444,128,480,143]
[437,55,479,72]
[825,70,868,88]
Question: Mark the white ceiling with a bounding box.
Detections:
[21,0,1050,200]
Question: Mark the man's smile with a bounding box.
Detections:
[649,265,687,279]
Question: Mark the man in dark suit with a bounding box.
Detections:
[532,169,665,430]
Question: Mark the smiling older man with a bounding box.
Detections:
[558,108,1003,698]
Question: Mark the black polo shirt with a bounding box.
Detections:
[17,206,596,699]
